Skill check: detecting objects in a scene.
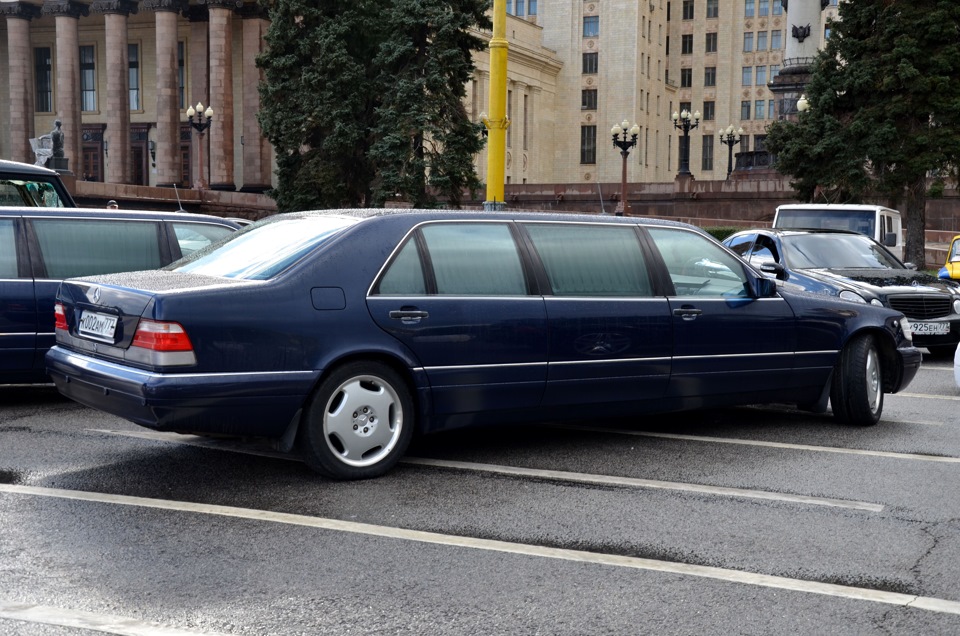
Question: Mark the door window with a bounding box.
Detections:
[419,223,527,295]
[648,227,749,297]
[0,220,18,278]
[524,223,652,296]
[31,218,162,278]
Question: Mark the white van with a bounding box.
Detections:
[773,204,903,260]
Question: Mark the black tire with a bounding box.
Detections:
[830,335,883,426]
[299,361,414,480]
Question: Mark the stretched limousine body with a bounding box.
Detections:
[47,210,921,479]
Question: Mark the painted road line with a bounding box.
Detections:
[402,457,883,512]
[896,392,960,401]
[90,429,882,512]
[0,601,230,636]
[1,484,958,617]
[562,427,960,464]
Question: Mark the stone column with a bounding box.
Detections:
[1,3,40,164]
[94,0,139,184]
[144,0,182,187]
[43,0,89,173]
[207,1,236,191]
[185,5,209,189]
[239,5,270,192]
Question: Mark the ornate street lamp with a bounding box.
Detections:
[186,102,214,190]
[718,125,744,179]
[796,94,810,113]
[611,120,640,216]
[671,109,700,177]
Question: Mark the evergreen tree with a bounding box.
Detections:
[257,0,489,211]
[370,0,490,208]
[257,0,381,211]
[765,0,960,266]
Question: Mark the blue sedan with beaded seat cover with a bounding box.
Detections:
[46,210,921,480]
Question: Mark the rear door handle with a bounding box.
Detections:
[389,310,429,320]
[673,307,702,321]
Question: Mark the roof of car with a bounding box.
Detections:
[0,159,63,177]
[0,206,241,226]
[733,227,866,238]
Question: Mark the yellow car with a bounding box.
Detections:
[942,235,960,280]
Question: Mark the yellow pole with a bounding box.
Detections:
[483,0,509,211]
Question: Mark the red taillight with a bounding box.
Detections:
[131,319,193,352]
[54,302,68,331]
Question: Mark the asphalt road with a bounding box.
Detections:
[1,355,959,635]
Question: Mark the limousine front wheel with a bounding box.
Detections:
[300,361,414,480]
[830,335,883,426]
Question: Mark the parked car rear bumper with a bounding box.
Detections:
[46,346,317,437]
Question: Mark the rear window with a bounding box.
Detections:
[0,219,17,278]
[171,215,357,280]
[1,179,69,207]
[31,218,162,278]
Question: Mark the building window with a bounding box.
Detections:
[681,68,693,87]
[680,101,692,117]
[528,0,537,15]
[769,99,776,118]
[742,66,752,86]
[702,135,714,171]
[773,0,783,15]
[128,43,141,111]
[741,100,751,120]
[704,66,716,86]
[743,32,754,52]
[523,94,529,150]
[80,45,96,112]
[583,16,599,37]
[745,0,755,18]
[825,25,831,40]
[702,101,715,121]
[581,89,598,110]
[754,100,766,119]
[705,32,718,53]
[755,135,767,151]
[507,90,513,147]
[515,0,525,16]
[580,125,597,164]
[583,52,598,74]
[683,0,695,20]
[756,65,767,85]
[706,0,719,18]
[757,31,768,51]
[771,30,782,50]
[177,42,186,109]
[681,34,694,55]
[770,64,780,81]
[34,47,53,113]
[759,0,769,17]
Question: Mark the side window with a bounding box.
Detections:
[0,220,18,278]
[725,234,755,258]
[648,227,749,297]
[376,239,426,295]
[524,223,652,296]
[172,222,234,257]
[32,219,162,279]
[749,235,780,266]
[421,223,527,295]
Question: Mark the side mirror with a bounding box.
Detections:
[759,261,787,280]
[752,276,778,298]
[903,262,917,271]
[883,233,897,247]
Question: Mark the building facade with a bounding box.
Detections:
[0,0,837,196]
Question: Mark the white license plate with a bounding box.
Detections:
[908,321,950,336]
[78,311,118,341]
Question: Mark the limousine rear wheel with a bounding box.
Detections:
[830,335,882,426]
[300,361,414,480]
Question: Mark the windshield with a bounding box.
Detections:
[170,215,358,280]
[776,209,875,236]
[782,234,903,270]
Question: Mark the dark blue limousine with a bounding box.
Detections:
[46,210,922,479]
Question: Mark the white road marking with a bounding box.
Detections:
[896,392,960,401]
[89,429,882,511]
[0,601,229,636]
[557,426,960,464]
[1,484,959,617]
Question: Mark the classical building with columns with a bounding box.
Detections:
[0,0,838,200]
